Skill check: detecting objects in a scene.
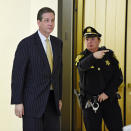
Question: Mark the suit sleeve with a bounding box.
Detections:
[11,40,29,104]
[104,55,123,98]
[77,54,97,71]
[59,41,63,100]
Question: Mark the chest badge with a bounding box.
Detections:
[105,60,110,66]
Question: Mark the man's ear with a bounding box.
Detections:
[37,20,40,27]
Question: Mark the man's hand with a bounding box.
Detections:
[15,104,24,118]
[93,50,109,59]
[59,100,62,111]
[98,93,109,103]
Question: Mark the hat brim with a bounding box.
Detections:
[84,34,101,38]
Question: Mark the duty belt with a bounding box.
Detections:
[85,96,99,113]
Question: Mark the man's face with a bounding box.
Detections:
[85,37,100,52]
[37,12,55,35]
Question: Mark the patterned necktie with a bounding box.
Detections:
[46,38,53,72]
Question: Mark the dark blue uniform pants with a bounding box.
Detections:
[23,91,60,131]
[83,98,123,131]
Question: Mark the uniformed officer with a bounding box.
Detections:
[75,26,123,131]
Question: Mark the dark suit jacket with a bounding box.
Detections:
[11,31,63,118]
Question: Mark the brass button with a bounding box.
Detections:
[98,67,101,71]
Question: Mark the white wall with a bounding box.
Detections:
[0,0,58,131]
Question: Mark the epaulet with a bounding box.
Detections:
[105,48,117,59]
[75,54,84,66]
[112,53,118,60]
[103,46,113,56]
[111,52,121,69]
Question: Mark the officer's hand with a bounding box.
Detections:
[98,93,109,103]
[59,100,62,111]
[93,50,109,59]
[15,104,24,118]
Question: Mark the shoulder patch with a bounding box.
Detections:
[75,54,84,66]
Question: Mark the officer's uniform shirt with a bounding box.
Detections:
[75,46,123,107]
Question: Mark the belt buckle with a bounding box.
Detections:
[90,96,99,113]
[91,102,99,113]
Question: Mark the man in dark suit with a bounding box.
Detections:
[11,7,63,131]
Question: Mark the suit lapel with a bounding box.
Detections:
[34,32,51,73]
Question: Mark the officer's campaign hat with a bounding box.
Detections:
[83,26,102,38]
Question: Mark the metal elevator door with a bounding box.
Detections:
[126,0,131,126]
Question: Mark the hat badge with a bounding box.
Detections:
[87,28,91,33]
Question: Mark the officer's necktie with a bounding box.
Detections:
[46,38,53,72]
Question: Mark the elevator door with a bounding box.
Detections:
[126,0,131,125]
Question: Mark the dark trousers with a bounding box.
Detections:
[23,91,60,131]
[83,98,123,131]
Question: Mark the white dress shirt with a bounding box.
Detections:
[38,30,53,56]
